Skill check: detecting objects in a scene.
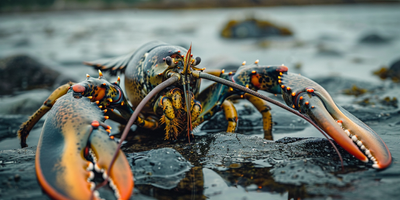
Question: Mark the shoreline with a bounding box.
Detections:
[1,0,398,14]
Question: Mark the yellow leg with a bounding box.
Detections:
[191,100,202,124]
[105,109,127,124]
[170,88,185,121]
[136,114,159,130]
[169,89,202,134]
[221,100,238,133]
[160,97,183,140]
[18,82,74,147]
[244,93,273,140]
[170,88,184,110]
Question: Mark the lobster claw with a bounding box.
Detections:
[35,95,133,200]
[280,73,392,169]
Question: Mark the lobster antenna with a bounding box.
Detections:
[93,75,180,195]
[194,71,344,169]
[182,43,193,142]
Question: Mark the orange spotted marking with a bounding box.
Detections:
[91,121,100,128]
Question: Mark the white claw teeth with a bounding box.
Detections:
[109,179,116,189]
[109,178,120,199]
[338,122,378,165]
[94,191,100,198]
[365,150,371,157]
[90,182,95,191]
[95,164,101,172]
[89,149,98,163]
[87,162,94,171]
[115,191,121,199]
[88,171,94,181]
[102,172,108,180]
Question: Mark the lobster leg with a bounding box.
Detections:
[191,100,202,124]
[243,93,273,140]
[153,88,203,140]
[159,97,182,140]
[19,82,74,148]
[136,114,159,130]
[221,100,239,133]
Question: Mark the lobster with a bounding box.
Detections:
[19,41,392,200]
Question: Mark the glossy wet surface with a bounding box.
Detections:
[1,4,400,200]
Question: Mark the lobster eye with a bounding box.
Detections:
[195,57,201,66]
[165,56,172,66]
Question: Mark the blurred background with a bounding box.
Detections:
[1,0,399,111]
[1,1,400,200]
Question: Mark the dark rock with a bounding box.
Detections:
[374,58,400,83]
[0,115,39,141]
[359,33,390,44]
[0,55,60,95]
[0,147,49,199]
[201,134,365,170]
[221,18,293,39]
[312,76,381,95]
[129,148,193,189]
[389,59,400,76]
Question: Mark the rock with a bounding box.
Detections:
[312,76,380,95]
[0,55,60,95]
[0,147,47,199]
[374,59,400,83]
[359,33,390,44]
[0,115,38,141]
[129,148,193,190]
[221,18,293,39]
[0,89,51,115]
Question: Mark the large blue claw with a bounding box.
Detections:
[35,95,133,200]
[280,73,392,169]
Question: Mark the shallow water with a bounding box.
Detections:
[1,4,400,200]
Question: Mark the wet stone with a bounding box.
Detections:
[201,133,364,170]
[359,33,390,44]
[0,147,48,199]
[0,55,60,95]
[373,58,400,83]
[128,148,193,190]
